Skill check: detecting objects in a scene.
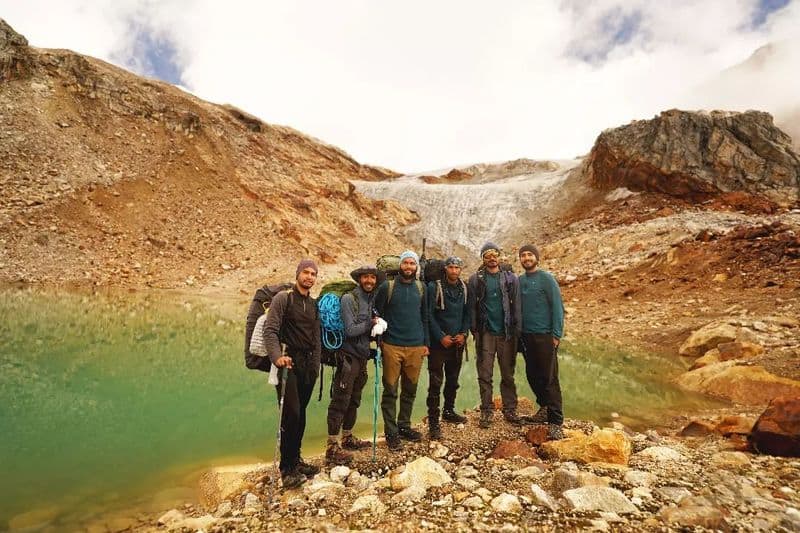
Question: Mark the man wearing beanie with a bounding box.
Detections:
[468,241,522,429]
[263,259,322,488]
[518,244,565,440]
[325,265,380,465]
[374,250,430,451]
[426,256,471,440]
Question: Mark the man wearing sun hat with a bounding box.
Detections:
[374,250,430,451]
[325,264,381,465]
[467,242,522,429]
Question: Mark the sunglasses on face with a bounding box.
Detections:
[483,251,500,259]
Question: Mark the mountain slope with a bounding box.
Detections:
[0,19,414,289]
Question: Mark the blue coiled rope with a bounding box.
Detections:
[318,293,344,350]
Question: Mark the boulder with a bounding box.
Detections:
[655,486,692,504]
[710,451,751,469]
[349,495,386,516]
[391,485,427,503]
[583,109,800,205]
[716,341,764,360]
[680,419,717,437]
[490,493,523,513]
[390,456,452,491]
[491,439,538,460]
[749,396,800,457]
[659,506,726,528]
[462,495,485,509]
[512,464,548,479]
[329,465,351,483]
[526,425,550,446]
[552,468,610,494]
[530,484,559,511]
[539,428,631,465]
[715,415,755,436]
[624,470,657,487]
[676,362,800,405]
[690,351,721,370]
[679,323,738,357]
[563,487,637,513]
[197,463,268,508]
[634,446,686,463]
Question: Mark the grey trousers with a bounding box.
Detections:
[477,333,518,414]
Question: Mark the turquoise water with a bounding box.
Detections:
[0,287,716,530]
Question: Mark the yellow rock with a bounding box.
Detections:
[679,322,738,357]
[539,428,631,465]
[712,273,728,282]
[676,362,800,405]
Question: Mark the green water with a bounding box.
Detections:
[0,287,717,530]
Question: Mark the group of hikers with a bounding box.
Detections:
[247,242,565,489]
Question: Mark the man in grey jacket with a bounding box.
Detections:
[264,259,322,489]
[467,242,522,429]
[325,265,379,465]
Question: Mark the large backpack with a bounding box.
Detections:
[317,279,358,367]
[376,254,401,281]
[243,282,293,372]
[421,258,446,284]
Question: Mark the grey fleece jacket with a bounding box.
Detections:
[263,286,321,381]
[339,286,375,359]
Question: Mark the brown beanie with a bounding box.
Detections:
[518,244,540,262]
[296,259,318,278]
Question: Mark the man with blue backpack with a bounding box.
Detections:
[325,265,380,465]
[426,256,471,440]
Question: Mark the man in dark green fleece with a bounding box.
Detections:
[374,250,430,451]
[426,256,471,440]
[518,244,565,440]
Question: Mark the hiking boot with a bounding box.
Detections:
[398,427,423,442]
[281,469,306,490]
[297,458,321,476]
[341,434,371,451]
[386,433,403,451]
[503,412,522,426]
[442,409,467,424]
[479,411,492,429]
[520,407,549,425]
[428,419,442,441]
[325,442,353,466]
[548,424,565,441]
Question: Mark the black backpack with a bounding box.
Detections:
[243,282,293,372]
[422,258,446,283]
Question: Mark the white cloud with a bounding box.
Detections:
[1,0,798,172]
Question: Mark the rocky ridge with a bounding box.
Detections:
[0,19,413,290]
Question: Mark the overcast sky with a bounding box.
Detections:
[2,0,798,173]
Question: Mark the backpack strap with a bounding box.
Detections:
[388,278,425,308]
[435,280,444,310]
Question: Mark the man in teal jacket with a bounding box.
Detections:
[374,250,430,451]
[426,256,471,440]
[518,244,565,440]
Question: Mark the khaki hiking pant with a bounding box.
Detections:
[381,342,426,436]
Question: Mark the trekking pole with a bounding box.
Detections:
[372,336,382,462]
[270,365,289,500]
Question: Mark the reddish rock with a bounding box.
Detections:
[749,396,800,457]
[680,420,716,437]
[491,440,538,460]
[715,416,755,437]
[526,426,550,446]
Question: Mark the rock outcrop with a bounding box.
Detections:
[749,396,800,457]
[583,109,800,205]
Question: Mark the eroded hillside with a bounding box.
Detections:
[0,20,415,290]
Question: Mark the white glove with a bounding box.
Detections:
[268,364,279,385]
[371,317,388,337]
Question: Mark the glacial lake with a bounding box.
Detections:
[0,286,719,530]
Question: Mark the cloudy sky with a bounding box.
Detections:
[2,0,798,172]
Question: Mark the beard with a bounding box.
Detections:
[400,269,417,280]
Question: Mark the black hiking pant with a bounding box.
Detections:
[521,333,564,425]
[275,368,316,474]
[426,344,464,419]
[326,352,368,436]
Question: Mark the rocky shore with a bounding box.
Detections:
[138,396,800,533]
